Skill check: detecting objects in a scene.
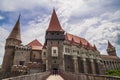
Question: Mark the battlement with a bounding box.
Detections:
[15,45,31,51]
[11,65,28,72]
[27,62,42,68]
[5,44,31,51]
[5,45,15,49]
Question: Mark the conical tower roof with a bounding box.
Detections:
[46,9,64,32]
[107,41,114,48]
[93,44,97,51]
[8,15,21,41]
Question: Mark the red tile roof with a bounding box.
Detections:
[27,39,43,50]
[65,33,89,46]
[32,46,43,50]
[46,9,64,32]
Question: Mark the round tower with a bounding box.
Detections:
[2,15,22,72]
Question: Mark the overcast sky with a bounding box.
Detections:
[0,0,120,64]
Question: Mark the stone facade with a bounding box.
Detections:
[1,9,120,79]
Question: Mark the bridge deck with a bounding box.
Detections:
[46,75,64,80]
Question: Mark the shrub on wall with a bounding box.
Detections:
[106,70,120,77]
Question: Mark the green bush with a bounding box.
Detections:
[106,70,120,77]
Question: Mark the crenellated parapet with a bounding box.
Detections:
[27,62,42,68]
[27,61,46,73]
[15,45,31,51]
[11,65,28,72]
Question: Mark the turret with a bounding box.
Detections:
[79,40,82,47]
[2,15,22,72]
[106,41,117,56]
[45,9,65,71]
[93,44,97,51]
[45,9,65,44]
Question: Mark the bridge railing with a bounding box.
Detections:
[2,72,51,80]
[60,71,120,80]
[3,70,120,80]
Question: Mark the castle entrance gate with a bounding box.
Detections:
[51,64,59,74]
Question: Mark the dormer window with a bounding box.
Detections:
[57,33,59,35]
[51,33,54,35]
[43,52,46,56]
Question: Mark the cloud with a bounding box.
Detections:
[81,11,120,55]
[0,0,54,11]
[0,16,4,20]
[0,27,9,64]
[21,14,50,45]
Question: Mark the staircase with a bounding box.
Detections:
[46,75,64,80]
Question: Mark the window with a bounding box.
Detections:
[52,47,58,57]
[19,61,24,65]
[21,52,23,54]
[43,52,46,56]
[67,66,70,69]
[54,61,56,63]
[65,48,67,52]
[33,54,36,58]
[68,48,70,53]
[53,50,56,54]
[77,51,79,54]
[73,50,76,52]
[51,33,54,35]
[65,48,70,53]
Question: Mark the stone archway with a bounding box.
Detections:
[51,64,59,74]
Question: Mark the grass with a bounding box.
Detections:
[106,70,120,77]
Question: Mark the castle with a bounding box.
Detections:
[2,9,120,76]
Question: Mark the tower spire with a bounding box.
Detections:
[8,15,21,42]
[86,42,91,49]
[107,40,114,48]
[46,9,64,32]
[71,37,75,45]
[93,44,97,51]
[107,40,116,56]
[79,40,82,47]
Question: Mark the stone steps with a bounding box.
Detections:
[46,75,64,80]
